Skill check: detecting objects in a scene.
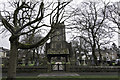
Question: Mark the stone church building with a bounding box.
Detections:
[46,23,72,63]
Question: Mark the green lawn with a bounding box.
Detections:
[2,76,119,80]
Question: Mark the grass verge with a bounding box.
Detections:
[1,76,120,80]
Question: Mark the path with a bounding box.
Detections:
[2,72,119,77]
[37,72,79,77]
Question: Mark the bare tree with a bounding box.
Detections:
[106,1,120,59]
[73,1,113,65]
[0,0,72,79]
[107,1,120,31]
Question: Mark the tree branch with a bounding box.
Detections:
[0,12,15,34]
[18,28,55,49]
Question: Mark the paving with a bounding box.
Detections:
[2,72,119,77]
[37,72,119,77]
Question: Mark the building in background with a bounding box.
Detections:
[0,47,9,58]
[0,47,9,66]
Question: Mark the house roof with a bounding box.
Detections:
[0,47,9,53]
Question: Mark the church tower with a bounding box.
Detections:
[46,23,71,63]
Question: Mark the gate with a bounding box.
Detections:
[51,64,66,71]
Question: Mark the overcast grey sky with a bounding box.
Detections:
[0,0,119,49]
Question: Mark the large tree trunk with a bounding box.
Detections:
[98,45,102,66]
[92,45,98,66]
[92,34,98,66]
[7,41,18,80]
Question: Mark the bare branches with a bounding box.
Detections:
[18,28,55,49]
[13,1,28,27]
[0,12,15,34]
[49,0,72,24]
[107,2,120,29]
[71,1,113,65]
[19,24,50,36]
[0,0,72,49]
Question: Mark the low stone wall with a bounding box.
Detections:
[2,65,120,73]
[66,64,120,72]
[2,66,48,73]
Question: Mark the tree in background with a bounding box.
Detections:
[19,31,45,66]
[107,1,120,32]
[71,37,91,65]
[72,1,113,65]
[107,1,120,58]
